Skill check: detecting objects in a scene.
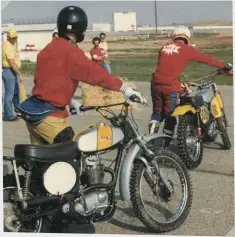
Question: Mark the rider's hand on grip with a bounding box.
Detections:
[181,82,192,97]
[69,99,84,116]
[222,63,233,76]
[120,85,148,105]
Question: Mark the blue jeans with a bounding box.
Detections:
[102,62,111,73]
[2,68,20,120]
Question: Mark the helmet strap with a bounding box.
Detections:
[174,37,188,45]
[76,33,85,43]
[60,35,78,47]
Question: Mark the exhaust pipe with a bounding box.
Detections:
[21,196,61,210]
[19,208,59,222]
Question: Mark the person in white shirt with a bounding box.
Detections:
[99,32,111,73]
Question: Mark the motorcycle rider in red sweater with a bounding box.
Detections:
[18,6,146,145]
[149,25,233,136]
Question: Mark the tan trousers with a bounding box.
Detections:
[26,116,69,145]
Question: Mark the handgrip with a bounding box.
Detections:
[69,105,96,115]
[129,94,140,103]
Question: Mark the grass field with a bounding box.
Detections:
[21,48,233,85]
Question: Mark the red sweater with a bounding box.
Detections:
[32,38,123,118]
[152,40,226,92]
[90,47,105,65]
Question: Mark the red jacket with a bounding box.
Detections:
[32,38,123,118]
[90,47,105,65]
[152,40,226,92]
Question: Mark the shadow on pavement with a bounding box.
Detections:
[67,223,96,233]
[203,141,225,150]
[109,196,173,233]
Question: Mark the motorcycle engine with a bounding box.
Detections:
[74,155,109,215]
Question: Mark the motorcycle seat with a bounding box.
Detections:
[180,95,205,108]
[14,140,79,162]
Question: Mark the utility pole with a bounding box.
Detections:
[154,1,157,34]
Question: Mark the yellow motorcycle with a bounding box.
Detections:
[172,70,231,169]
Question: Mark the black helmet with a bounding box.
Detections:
[57,6,88,43]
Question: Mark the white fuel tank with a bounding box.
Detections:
[74,123,125,152]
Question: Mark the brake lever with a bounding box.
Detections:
[69,108,77,115]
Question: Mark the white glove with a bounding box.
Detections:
[224,63,233,70]
[120,84,147,105]
[69,99,83,116]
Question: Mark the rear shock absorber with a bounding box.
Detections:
[23,170,32,200]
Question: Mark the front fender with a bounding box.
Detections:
[119,133,174,201]
[172,105,196,116]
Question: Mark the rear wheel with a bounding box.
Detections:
[177,115,203,169]
[216,117,231,150]
[3,174,69,233]
[3,174,49,233]
[130,149,192,233]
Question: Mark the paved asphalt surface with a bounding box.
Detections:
[2,77,234,235]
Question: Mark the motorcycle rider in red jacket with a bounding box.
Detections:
[149,25,233,136]
[19,6,147,145]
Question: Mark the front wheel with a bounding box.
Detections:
[177,115,203,169]
[216,117,231,150]
[130,149,192,233]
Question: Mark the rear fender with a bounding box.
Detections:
[118,133,174,201]
[172,105,196,116]
[3,156,25,162]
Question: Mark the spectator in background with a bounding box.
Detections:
[2,29,23,121]
[52,32,59,39]
[90,37,108,68]
[99,32,111,73]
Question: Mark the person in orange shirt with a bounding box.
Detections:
[90,37,108,68]
[2,29,23,121]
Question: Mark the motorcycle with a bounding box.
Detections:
[3,96,192,233]
[172,69,231,169]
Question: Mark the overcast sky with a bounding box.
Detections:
[1,1,233,26]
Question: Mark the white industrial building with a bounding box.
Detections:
[113,12,137,32]
[92,22,111,32]
[2,23,58,61]
[2,23,57,51]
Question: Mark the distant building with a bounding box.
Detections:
[92,22,111,32]
[113,12,137,32]
[1,23,57,52]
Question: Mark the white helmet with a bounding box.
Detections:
[172,25,191,42]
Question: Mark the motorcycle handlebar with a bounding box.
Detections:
[185,69,227,88]
[69,94,148,115]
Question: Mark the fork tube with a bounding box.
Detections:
[126,117,173,192]
[12,160,24,200]
[126,117,153,157]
